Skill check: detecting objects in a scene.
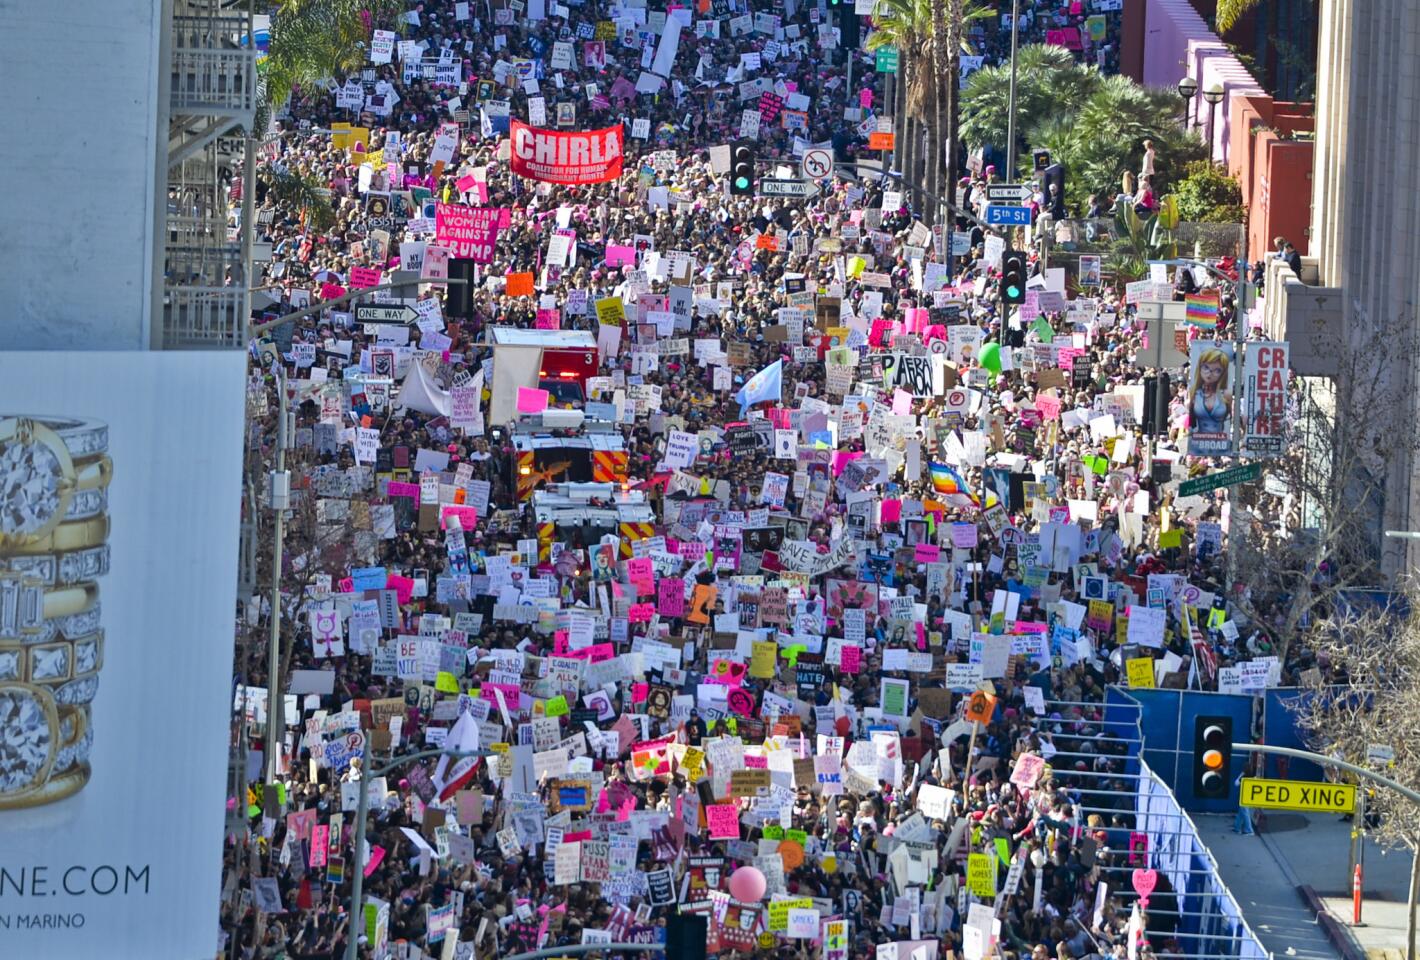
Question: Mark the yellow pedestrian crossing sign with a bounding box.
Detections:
[1239,777,1356,813]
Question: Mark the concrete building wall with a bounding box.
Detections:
[0,0,161,349]
[1307,0,1420,574]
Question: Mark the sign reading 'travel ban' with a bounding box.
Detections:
[1239,777,1356,813]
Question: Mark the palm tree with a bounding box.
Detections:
[256,0,405,126]
[960,45,1208,212]
[868,0,989,221]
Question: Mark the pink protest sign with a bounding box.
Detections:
[455,174,479,194]
[1010,753,1046,788]
[914,543,942,564]
[1035,395,1062,421]
[349,266,383,288]
[706,804,740,840]
[517,387,550,414]
[950,522,979,548]
[628,602,656,622]
[535,308,561,330]
[657,578,685,617]
[440,504,479,531]
[386,480,421,502]
[385,574,415,605]
[435,202,500,262]
[840,645,862,674]
[605,243,637,267]
[1131,868,1158,906]
[363,845,386,877]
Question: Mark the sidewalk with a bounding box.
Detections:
[1198,809,1414,959]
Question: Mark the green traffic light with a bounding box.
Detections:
[1006,285,1020,298]
[735,177,749,188]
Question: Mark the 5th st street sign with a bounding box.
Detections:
[1177,462,1262,497]
[985,204,1032,226]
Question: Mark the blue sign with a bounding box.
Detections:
[985,204,1033,226]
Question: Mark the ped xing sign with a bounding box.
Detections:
[1177,462,1261,497]
[1240,777,1355,813]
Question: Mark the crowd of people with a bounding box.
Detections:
[221,1,1303,958]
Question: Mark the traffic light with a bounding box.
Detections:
[667,915,709,960]
[839,4,861,49]
[447,257,476,318]
[1193,715,1233,799]
[730,140,756,197]
[1000,248,1027,305]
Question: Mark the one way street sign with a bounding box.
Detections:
[757,179,819,198]
[986,183,1032,202]
[355,303,420,324]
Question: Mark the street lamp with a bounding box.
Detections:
[1176,76,1198,128]
[1202,82,1225,163]
[344,748,495,960]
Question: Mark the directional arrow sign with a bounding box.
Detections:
[757,179,818,198]
[985,204,1032,226]
[1176,462,1261,497]
[355,303,420,324]
[801,148,834,182]
[986,183,1032,202]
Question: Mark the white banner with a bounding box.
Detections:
[0,352,246,960]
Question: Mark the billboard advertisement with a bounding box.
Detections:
[509,120,624,185]
[0,352,246,958]
[1187,341,1235,458]
[1241,341,1289,457]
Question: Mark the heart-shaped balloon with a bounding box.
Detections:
[1131,868,1158,901]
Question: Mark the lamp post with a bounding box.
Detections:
[1176,76,1198,129]
[1202,82,1225,163]
[345,748,495,960]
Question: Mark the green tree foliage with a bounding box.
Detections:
[1171,159,1245,223]
[959,45,1208,212]
[260,0,406,111]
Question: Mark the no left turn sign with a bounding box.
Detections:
[801,148,833,182]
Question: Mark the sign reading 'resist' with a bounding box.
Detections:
[509,120,624,185]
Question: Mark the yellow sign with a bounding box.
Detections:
[1125,657,1156,689]
[680,746,705,782]
[966,852,996,898]
[595,296,626,326]
[750,641,778,679]
[767,897,813,931]
[1240,778,1355,813]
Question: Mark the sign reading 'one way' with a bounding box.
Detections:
[757,179,819,198]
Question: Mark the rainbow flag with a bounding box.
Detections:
[929,462,1001,509]
[930,461,970,497]
[1184,290,1220,328]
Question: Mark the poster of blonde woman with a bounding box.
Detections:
[1188,342,1236,456]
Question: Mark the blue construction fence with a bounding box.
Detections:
[1106,685,1337,812]
[1088,691,1271,960]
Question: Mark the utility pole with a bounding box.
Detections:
[1004,0,1022,182]
[264,368,289,785]
[345,749,494,960]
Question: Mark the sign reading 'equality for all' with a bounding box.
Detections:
[1239,777,1356,813]
[1177,462,1262,497]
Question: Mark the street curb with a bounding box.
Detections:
[1299,884,1367,960]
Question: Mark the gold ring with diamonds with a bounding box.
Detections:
[0,682,89,808]
[0,631,103,685]
[0,515,109,555]
[0,544,109,587]
[0,577,99,640]
[1,416,108,459]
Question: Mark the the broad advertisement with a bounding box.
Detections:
[509,120,624,185]
[0,353,245,958]
[1187,341,1235,457]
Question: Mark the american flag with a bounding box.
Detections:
[1188,607,1218,683]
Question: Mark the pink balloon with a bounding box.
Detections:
[728,865,767,902]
